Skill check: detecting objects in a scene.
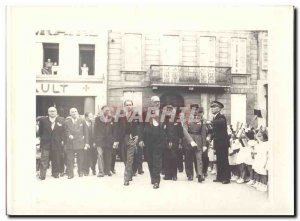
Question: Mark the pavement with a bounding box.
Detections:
[33,162,269,215]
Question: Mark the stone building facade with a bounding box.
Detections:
[107,30,268,127]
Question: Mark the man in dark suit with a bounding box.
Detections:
[209,101,231,184]
[94,106,119,177]
[64,108,89,179]
[83,112,97,176]
[38,107,65,180]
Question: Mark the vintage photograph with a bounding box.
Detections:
[7,5,294,216]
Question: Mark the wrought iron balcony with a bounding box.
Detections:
[150,65,232,88]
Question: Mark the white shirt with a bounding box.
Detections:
[49,117,56,130]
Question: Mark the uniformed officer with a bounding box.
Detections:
[208,101,231,184]
[182,104,208,183]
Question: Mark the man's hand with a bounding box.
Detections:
[69,135,74,140]
[203,146,207,152]
[168,142,172,149]
[84,144,89,150]
[191,141,197,147]
[113,142,119,149]
[139,141,145,148]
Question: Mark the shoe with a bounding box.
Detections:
[60,173,65,177]
[124,181,129,186]
[188,176,193,181]
[198,176,202,183]
[67,175,74,179]
[138,171,144,175]
[203,173,208,178]
[236,178,244,184]
[84,173,88,176]
[97,173,104,177]
[222,180,230,184]
[39,176,45,180]
[172,176,177,181]
[247,180,254,185]
[213,179,222,182]
[111,170,116,174]
[53,175,59,178]
[129,177,133,181]
[153,183,159,189]
[163,176,172,180]
[107,172,112,176]
[230,176,238,182]
[133,173,137,176]
[79,174,83,177]
[92,171,96,175]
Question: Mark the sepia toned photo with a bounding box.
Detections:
[7,5,294,216]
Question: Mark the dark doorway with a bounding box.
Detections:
[36,96,85,118]
[160,91,185,108]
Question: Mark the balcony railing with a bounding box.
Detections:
[150,65,232,87]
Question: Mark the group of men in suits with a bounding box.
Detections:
[37,98,231,187]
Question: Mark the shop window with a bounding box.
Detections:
[79,44,95,76]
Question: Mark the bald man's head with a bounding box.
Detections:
[48,107,57,118]
[69,108,79,119]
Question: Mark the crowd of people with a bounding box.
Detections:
[36,96,269,191]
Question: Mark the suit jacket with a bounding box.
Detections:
[212,113,230,148]
[182,119,208,149]
[165,118,183,144]
[115,112,143,144]
[94,116,118,148]
[64,117,89,150]
[39,116,65,150]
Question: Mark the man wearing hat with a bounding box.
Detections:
[209,101,231,184]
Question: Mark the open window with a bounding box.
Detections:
[79,44,95,76]
[42,43,59,75]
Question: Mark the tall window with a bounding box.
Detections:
[199,36,216,66]
[231,38,247,74]
[161,35,180,65]
[124,34,142,71]
[79,44,95,76]
[43,43,59,65]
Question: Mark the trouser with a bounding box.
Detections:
[202,149,209,174]
[66,149,85,176]
[97,146,112,175]
[185,147,203,177]
[133,146,143,174]
[146,144,164,184]
[215,147,231,181]
[40,148,62,178]
[111,148,117,171]
[124,143,136,182]
[83,147,97,174]
[164,144,179,178]
[119,141,127,165]
[177,147,184,172]
[59,149,66,174]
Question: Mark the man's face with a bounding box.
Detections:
[211,106,220,114]
[151,101,160,109]
[70,108,78,118]
[48,107,57,118]
[103,107,111,117]
[124,101,133,112]
[86,113,94,121]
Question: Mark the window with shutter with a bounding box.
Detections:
[231,38,247,74]
[261,33,268,70]
[124,34,142,71]
[199,36,216,83]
